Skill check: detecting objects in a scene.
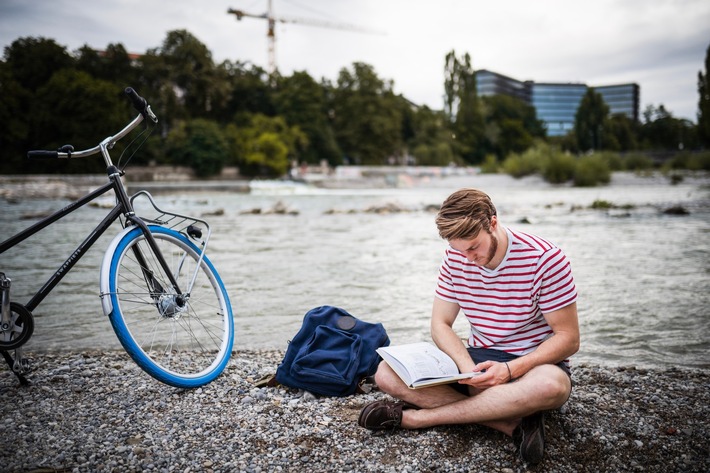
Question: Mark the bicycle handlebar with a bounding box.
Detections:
[27,150,60,159]
[125,87,148,114]
[27,86,158,160]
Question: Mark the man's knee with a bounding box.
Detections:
[374,361,405,395]
[526,365,572,407]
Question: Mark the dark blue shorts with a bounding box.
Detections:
[466,346,571,378]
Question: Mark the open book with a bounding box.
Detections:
[376,342,482,389]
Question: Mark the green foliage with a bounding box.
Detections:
[408,106,456,166]
[31,69,127,174]
[412,142,455,166]
[225,114,305,177]
[666,151,710,171]
[331,62,403,164]
[639,105,699,150]
[698,44,710,147]
[590,199,613,209]
[166,119,228,177]
[501,143,547,178]
[620,153,654,171]
[274,71,340,165]
[3,37,74,92]
[573,154,611,187]
[479,154,500,174]
[603,114,639,151]
[481,95,544,159]
[0,32,706,178]
[542,151,576,184]
[245,133,289,176]
[575,89,609,151]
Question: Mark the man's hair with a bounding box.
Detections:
[435,188,497,240]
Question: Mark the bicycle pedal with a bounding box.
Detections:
[12,349,31,374]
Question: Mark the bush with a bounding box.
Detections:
[501,143,548,178]
[573,154,611,187]
[479,154,500,174]
[541,151,576,184]
[622,153,654,171]
[600,151,624,171]
[675,151,710,171]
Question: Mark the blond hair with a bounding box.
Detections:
[435,188,497,240]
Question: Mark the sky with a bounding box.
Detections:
[1,0,708,122]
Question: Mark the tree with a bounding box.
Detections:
[274,71,340,165]
[603,114,638,151]
[224,114,306,177]
[330,62,403,164]
[408,106,456,166]
[639,105,698,150]
[3,37,74,92]
[76,43,139,87]
[481,94,544,158]
[153,30,217,119]
[443,50,485,164]
[166,119,228,177]
[217,60,274,123]
[28,70,129,174]
[575,89,609,151]
[698,44,710,147]
[0,62,31,171]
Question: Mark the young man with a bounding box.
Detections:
[358,188,580,465]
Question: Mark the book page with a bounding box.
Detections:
[378,342,460,382]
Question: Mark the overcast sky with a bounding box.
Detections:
[1,0,708,121]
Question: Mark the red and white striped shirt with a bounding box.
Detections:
[436,228,577,355]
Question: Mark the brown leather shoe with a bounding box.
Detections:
[513,411,545,464]
[358,400,408,430]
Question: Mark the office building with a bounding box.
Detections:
[475,69,639,137]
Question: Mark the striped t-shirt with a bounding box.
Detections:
[436,228,577,355]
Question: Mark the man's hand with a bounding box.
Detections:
[459,360,511,389]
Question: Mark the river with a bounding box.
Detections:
[1,170,709,370]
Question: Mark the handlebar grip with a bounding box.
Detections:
[125,87,148,113]
[27,150,59,159]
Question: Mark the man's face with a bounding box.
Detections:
[449,230,498,267]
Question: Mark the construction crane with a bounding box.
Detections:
[227,1,383,75]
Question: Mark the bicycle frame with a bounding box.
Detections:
[1,87,230,388]
[0,167,185,313]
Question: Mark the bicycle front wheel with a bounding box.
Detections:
[102,225,234,388]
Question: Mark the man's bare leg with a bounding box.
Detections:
[374,362,571,435]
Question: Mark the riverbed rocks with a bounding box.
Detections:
[1,350,707,472]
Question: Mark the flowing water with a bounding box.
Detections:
[2,171,709,369]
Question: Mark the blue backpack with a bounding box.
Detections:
[275,306,390,397]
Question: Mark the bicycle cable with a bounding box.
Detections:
[117,121,157,172]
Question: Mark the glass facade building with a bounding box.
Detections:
[593,83,640,122]
[475,69,640,137]
[532,83,588,136]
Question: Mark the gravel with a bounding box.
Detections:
[1,350,708,473]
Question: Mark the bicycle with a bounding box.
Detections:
[0,87,234,389]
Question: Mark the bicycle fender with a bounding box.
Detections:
[99,225,139,317]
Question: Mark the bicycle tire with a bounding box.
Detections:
[101,225,234,388]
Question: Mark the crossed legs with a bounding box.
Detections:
[373,360,572,436]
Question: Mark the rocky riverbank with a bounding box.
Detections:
[1,350,707,472]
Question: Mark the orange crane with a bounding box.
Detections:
[227,1,382,75]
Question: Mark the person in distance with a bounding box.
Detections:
[358,188,580,465]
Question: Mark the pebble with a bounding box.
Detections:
[1,350,708,472]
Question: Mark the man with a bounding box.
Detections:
[358,188,580,465]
